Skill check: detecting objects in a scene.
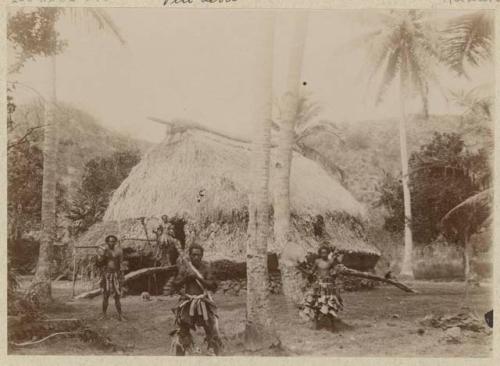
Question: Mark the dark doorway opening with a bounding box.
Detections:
[313,214,325,238]
[170,217,187,250]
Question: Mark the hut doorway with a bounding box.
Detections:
[314,214,325,238]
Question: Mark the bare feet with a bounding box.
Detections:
[117,314,127,321]
[98,313,108,320]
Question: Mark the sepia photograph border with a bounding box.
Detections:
[0,0,499,365]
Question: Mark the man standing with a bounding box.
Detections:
[96,235,124,321]
[171,244,222,355]
[161,215,174,237]
[299,245,344,330]
[154,215,180,266]
[315,246,338,283]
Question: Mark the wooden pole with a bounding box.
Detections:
[139,217,159,294]
[463,235,470,305]
[71,249,77,298]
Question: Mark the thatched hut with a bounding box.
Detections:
[75,128,380,294]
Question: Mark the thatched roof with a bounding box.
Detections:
[441,188,493,242]
[104,129,366,221]
[77,129,379,261]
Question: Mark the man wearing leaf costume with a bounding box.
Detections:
[299,245,344,330]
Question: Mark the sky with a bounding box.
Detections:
[9,8,493,143]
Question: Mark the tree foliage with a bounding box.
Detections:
[409,133,490,243]
[375,172,405,234]
[7,129,67,242]
[8,7,125,75]
[67,150,141,236]
[8,139,43,240]
[7,8,66,74]
[375,132,491,244]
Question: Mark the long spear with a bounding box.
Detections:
[138,217,159,294]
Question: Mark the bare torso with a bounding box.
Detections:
[99,246,123,273]
[315,258,335,282]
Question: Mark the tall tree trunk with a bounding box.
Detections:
[274,12,309,305]
[463,239,470,278]
[462,230,471,302]
[30,52,58,303]
[398,76,414,279]
[421,91,429,120]
[245,13,279,350]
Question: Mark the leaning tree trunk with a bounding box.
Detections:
[398,75,414,279]
[30,53,58,303]
[245,12,279,351]
[274,12,309,305]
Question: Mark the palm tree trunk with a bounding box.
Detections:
[462,231,471,302]
[30,53,58,303]
[398,76,414,279]
[274,12,309,305]
[463,238,470,275]
[245,13,279,350]
[247,193,255,236]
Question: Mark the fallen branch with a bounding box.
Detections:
[74,288,102,300]
[337,265,417,293]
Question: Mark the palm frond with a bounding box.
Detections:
[449,83,494,121]
[63,8,126,45]
[364,27,399,93]
[294,143,346,184]
[440,188,492,241]
[294,97,322,133]
[441,11,493,77]
[87,9,126,45]
[296,121,344,146]
[271,120,281,131]
[406,40,430,116]
[375,46,400,104]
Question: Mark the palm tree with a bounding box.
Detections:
[440,10,493,291]
[441,189,492,297]
[273,12,310,305]
[30,48,58,303]
[275,96,345,304]
[245,12,280,349]
[360,10,440,278]
[28,8,125,303]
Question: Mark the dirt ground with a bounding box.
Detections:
[10,280,493,357]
